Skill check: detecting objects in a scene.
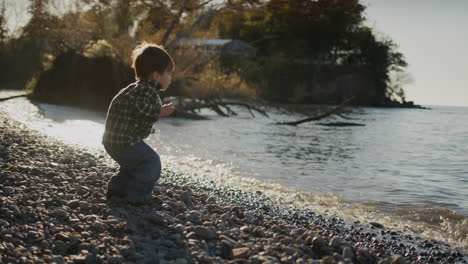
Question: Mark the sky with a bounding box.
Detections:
[362,0,468,107]
[3,0,467,107]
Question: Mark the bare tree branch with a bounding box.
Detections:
[275,97,354,126]
[184,101,269,117]
[0,94,28,102]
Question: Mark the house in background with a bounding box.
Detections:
[175,38,257,57]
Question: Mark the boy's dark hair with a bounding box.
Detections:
[131,42,174,80]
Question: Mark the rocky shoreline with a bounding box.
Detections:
[0,114,466,264]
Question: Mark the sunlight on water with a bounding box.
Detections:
[0,94,466,251]
[164,155,467,250]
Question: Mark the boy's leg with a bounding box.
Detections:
[105,141,161,203]
[104,145,132,198]
[107,167,130,198]
[125,142,161,204]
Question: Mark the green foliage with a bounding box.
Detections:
[0,1,6,42]
[217,0,408,104]
[0,38,42,87]
[83,39,118,58]
[0,0,408,106]
[25,76,38,93]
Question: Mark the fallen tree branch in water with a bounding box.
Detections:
[169,97,269,119]
[275,97,355,126]
[318,122,365,127]
[0,94,29,102]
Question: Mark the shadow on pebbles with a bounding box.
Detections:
[0,116,465,264]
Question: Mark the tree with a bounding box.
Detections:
[0,0,6,42]
[387,71,413,103]
[23,0,51,40]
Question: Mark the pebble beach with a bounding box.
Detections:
[0,112,466,264]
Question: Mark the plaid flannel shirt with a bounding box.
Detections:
[102,80,162,148]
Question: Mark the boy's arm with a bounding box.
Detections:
[134,89,161,122]
[160,103,175,117]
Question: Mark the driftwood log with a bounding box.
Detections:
[0,94,28,102]
[275,97,364,126]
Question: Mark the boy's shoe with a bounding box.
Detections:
[106,190,126,200]
[126,193,153,206]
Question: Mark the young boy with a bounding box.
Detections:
[102,42,175,204]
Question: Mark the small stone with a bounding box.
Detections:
[312,237,327,250]
[144,212,168,226]
[120,247,135,257]
[391,255,407,264]
[50,256,65,264]
[283,246,297,255]
[179,191,193,205]
[221,242,233,259]
[342,247,354,259]
[232,247,250,259]
[329,237,345,249]
[193,226,217,240]
[54,240,68,255]
[55,233,70,241]
[219,235,237,247]
[40,241,50,249]
[67,200,80,209]
[3,187,14,194]
[54,209,67,218]
[321,256,334,264]
[206,197,216,203]
[70,255,86,263]
[90,222,105,232]
[186,232,198,239]
[356,248,378,264]
[378,258,392,264]
[370,222,384,229]
[175,258,188,264]
[83,254,97,264]
[240,226,251,233]
[174,224,185,233]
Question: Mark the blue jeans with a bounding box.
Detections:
[104,141,161,203]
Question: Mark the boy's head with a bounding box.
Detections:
[131,42,174,82]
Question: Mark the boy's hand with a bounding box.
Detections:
[160,103,175,117]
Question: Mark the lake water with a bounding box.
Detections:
[0,90,467,250]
